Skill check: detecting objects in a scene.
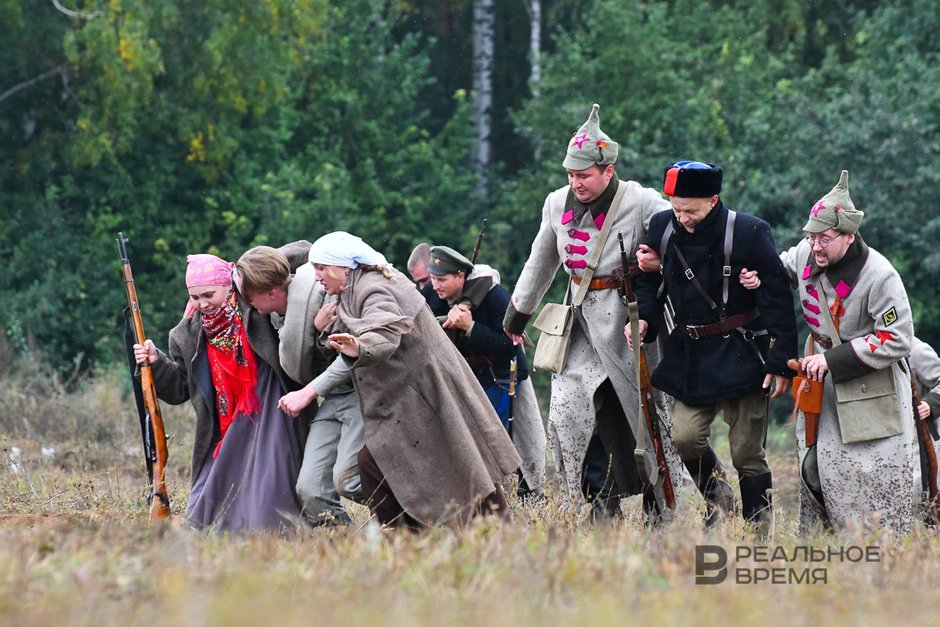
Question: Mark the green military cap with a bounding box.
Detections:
[428,245,474,276]
[562,103,619,170]
[803,170,864,234]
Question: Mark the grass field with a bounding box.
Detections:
[2,363,940,626]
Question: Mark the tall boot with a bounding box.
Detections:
[740,472,773,540]
[684,448,735,528]
[582,434,623,523]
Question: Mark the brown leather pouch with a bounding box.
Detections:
[792,375,823,414]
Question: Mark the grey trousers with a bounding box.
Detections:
[295,390,365,524]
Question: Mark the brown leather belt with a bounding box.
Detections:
[811,331,834,349]
[677,308,760,339]
[572,275,619,290]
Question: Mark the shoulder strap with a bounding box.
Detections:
[572,180,627,307]
[816,278,843,346]
[804,250,843,346]
[658,221,674,261]
[668,209,737,319]
[719,210,736,316]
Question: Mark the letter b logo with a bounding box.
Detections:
[695,545,728,585]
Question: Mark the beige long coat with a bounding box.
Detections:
[335,268,521,525]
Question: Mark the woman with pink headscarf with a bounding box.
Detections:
[134,253,307,533]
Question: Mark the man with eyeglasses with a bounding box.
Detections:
[629,160,798,536]
[779,169,916,534]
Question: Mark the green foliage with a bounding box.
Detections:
[1,0,939,374]
[0,0,476,372]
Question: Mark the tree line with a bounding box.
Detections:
[1,0,938,377]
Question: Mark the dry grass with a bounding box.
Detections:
[2,363,940,626]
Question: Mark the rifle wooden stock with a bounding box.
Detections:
[637,351,676,510]
[118,233,171,522]
[912,381,940,524]
[619,231,675,510]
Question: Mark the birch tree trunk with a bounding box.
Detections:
[472,0,495,198]
[523,0,542,160]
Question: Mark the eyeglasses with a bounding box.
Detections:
[805,233,843,249]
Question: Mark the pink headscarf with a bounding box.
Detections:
[184,254,234,318]
[186,254,234,288]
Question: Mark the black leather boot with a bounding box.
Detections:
[641,485,663,528]
[740,471,773,539]
[684,448,735,527]
[582,435,623,523]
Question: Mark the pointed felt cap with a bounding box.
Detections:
[562,103,619,170]
[803,170,864,234]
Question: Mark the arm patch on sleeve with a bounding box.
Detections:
[881,307,898,326]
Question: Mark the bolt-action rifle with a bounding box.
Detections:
[117,232,171,522]
[615,231,676,515]
[912,378,940,526]
[469,217,487,265]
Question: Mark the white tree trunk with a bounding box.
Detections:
[523,0,541,98]
[523,0,542,160]
[472,0,495,198]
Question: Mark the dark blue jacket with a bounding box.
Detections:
[636,202,797,406]
[425,282,530,389]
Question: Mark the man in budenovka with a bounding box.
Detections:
[630,161,798,533]
[779,170,915,534]
[503,103,683,521]
[424,245,547,496]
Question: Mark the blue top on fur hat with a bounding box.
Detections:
[663,160,723,197]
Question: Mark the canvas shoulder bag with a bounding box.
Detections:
[532,180,626,373]
[814,271,902,443]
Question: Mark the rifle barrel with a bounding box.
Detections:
[470,218,487,265]
[117,233,171,522]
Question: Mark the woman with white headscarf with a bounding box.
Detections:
[308,232,521,528]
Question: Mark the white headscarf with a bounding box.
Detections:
[308,231,389,269]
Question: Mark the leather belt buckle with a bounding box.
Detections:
[686,325,701,340]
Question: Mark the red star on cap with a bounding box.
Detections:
[571,133,590,149]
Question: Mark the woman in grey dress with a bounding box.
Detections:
[133,253,306,533]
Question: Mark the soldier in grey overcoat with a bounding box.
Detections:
[502,104,683,520]
[780,170,916,534]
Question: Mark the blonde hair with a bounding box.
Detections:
[360,264,396,280]
[236,246,292,294]
[315,263,395,286]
